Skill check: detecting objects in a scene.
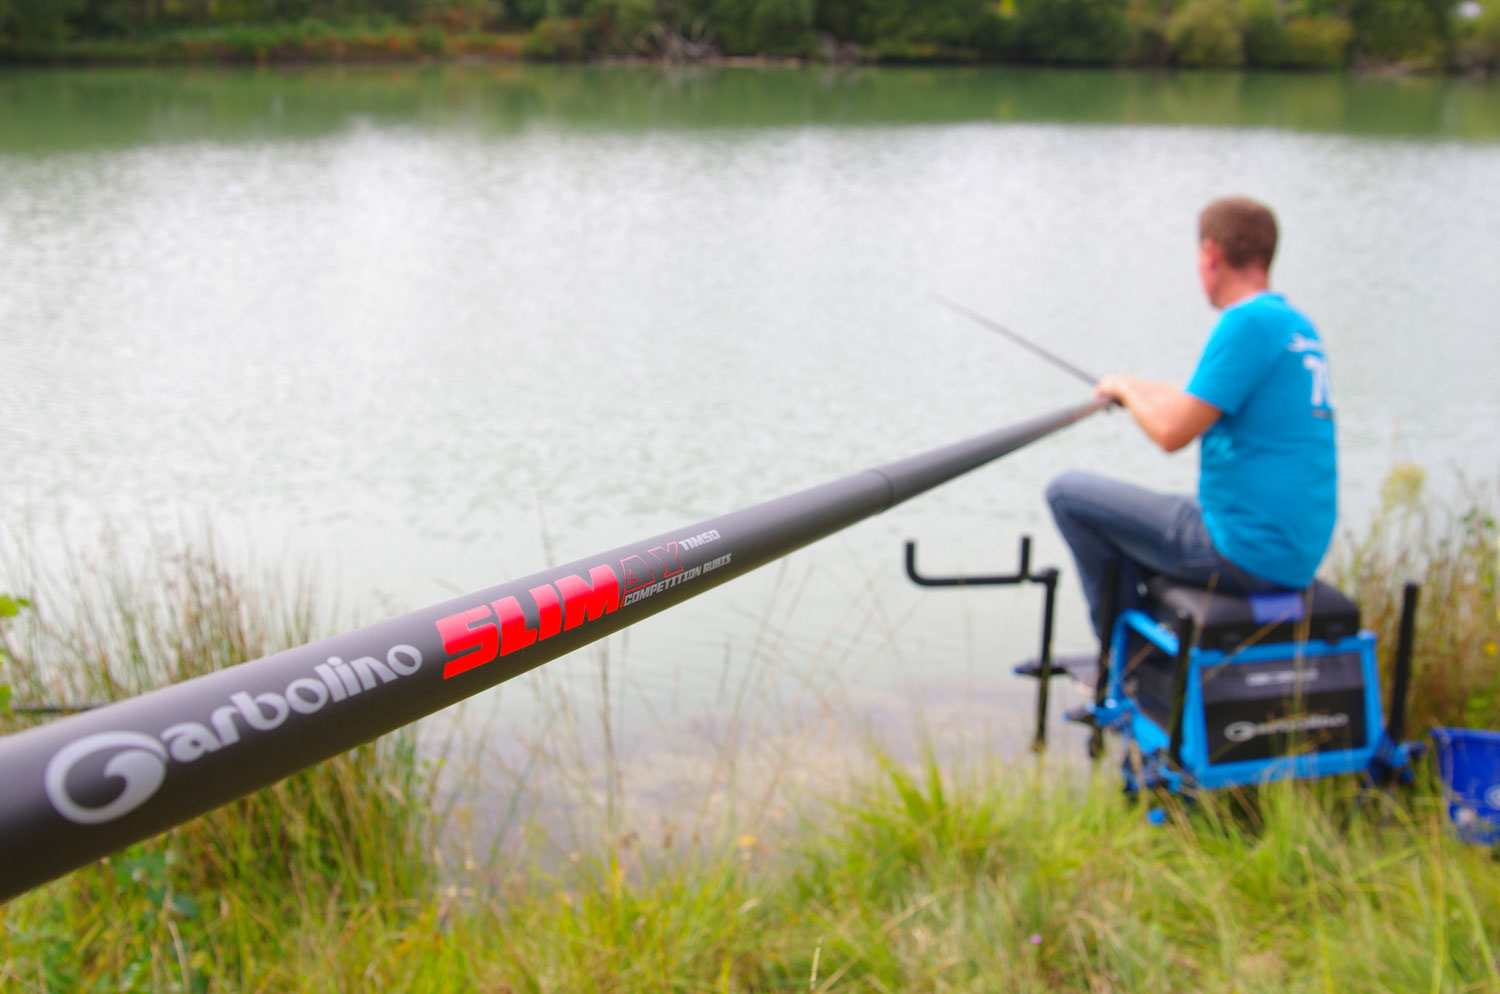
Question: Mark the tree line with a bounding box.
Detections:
[1,0,1496,72]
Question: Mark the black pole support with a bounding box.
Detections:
[1032,569,1060,750]
[904,536,1033,587]
[1166,618,1199,768]
[1088,559,1121,759]
[904,535,1064,749]
[1386,582,1420,750]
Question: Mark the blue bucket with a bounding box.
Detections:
[1431,727,1500,845]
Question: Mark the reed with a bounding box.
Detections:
[1331,466,1500,731]
[0,533,441,991]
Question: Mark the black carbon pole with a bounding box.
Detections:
[0,397,1106,903]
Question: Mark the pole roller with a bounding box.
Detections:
[0,397,1106,903]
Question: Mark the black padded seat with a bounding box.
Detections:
[1145,577,1362,652]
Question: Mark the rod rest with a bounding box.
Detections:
[1145,577,1362,652]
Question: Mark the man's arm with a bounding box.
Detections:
[1095,374,1221,453]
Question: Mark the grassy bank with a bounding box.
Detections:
[1,472,1497,991]
[3,755,1498,991]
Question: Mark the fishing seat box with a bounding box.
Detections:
[1114,578,1382,782]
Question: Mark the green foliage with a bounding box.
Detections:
[1332,469,1500,731]
[1,0,80,45]
[815,0,993,52]
[0,0,1475,68]
[1454,0,1500,72]
[591,0,660,47]
[0,594,26,718]
[522,14,587,56]
[702,0,813,54]
[1011,0,1135,65]
[1348,0,1450,65]
[1167,0,1244,66]
[1281,14,1354,67]
[1241,0,1285,63]
[1242,0,1352,68]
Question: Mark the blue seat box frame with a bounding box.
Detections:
[1102,611,1385,793]
[1095,579,1419,795]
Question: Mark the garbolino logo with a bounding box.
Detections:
[44,732,168,825]
[1244,668,1319,688]
[44,644,422,826]
[1224,712,1349,744]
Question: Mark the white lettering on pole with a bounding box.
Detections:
[43,644,425,826]
[44,732,169,826]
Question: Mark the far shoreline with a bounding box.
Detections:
[3,23,1494,78]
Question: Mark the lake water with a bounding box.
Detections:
[3,65,1498,832]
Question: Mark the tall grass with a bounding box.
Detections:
[1331,465,1500,731]
[0,534,442,991]
[2,475,1498,991]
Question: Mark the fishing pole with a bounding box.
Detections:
[930,293,1101,389]
[0,397,1108,903]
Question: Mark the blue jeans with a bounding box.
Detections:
[1045,470,1286,639]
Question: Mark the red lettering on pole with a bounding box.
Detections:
[493,596,538,656]
[645,543,685,578]
[619,555,655,593]
[558,566,621,630]
[438,565,622,680]
[437,606,499,680]
[531,583,562,640]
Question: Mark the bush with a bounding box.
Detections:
[523,14,587,57]
[1453,0,1500,72]
[417,24,445,52]
[1242,0,1352,69]
[705,0,815,54]
[1282,14,1353,67]
[1167,0,1244,66]
[1331,468,1500,732]
[1011,0,1134,64]
[0,594,26,718]
[972,8,1016,59]
[1348,0,1448,65]
[1,0,80,46]
[1130,0,1174,66]
[1241,0,1284,64]
[591,0,661,49]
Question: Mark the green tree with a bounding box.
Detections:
[1012,0,1134,64]
[1348,0,1449,64]
[1242,0,1352,68]
[1168,0,1244,65]
[1,0,82,45]
[1455,0,1500,71]
[699,0,812,53]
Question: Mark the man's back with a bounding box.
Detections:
[1188,291,1337,590]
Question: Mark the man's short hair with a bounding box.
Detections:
[1199,197,1278,270]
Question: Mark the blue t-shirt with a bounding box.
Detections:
[1185,292,1337,589]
